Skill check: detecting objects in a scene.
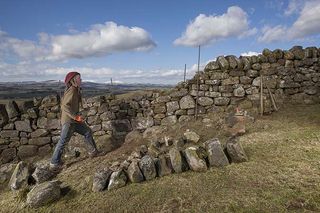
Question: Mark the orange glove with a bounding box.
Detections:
[75,115,83,123]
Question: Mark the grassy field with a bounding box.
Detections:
[1,104,320,212]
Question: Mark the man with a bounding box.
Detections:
[50,71,104,170]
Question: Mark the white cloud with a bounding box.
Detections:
[49,22,156,60]
[258,0,320,42]
[0,21,156,61]
[258,25,287,43]
[285,0,305,16]
[174,6,256,47]
[240,51,260,56]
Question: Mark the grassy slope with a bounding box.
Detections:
[1,104,320,212]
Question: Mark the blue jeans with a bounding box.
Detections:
[51,122,97,165]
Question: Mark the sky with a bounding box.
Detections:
[0,0,320,84]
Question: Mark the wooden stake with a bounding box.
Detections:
[195,45,201,120]
[260,74,264,116]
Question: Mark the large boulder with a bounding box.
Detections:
[8,161,30,190]
[5,101,19,119]
[107,170,127,191]
[217,56,229,70]
[180,95,195,109]
[155,155,173,177]
[26,180,61,208]
[32,163,56,184]
[0,104,9,128]
[183,147,207,172]
[139,155,157,181]
[169,147,188,173]
[226,138,248,163]
[127,160,144,183]
[92,168,113,192]
[205,138,229,167]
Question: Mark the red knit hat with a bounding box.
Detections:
[64,71,80,85]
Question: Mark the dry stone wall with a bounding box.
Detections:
[0,45,319,165]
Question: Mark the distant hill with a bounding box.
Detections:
[0,81,172,100]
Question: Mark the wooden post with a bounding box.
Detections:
[184,64,186,83]
[260,74,264,116]
[266,84,278,111]
[195,45,201,120]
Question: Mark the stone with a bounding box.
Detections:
[156,95,171,103]
[204,61,220,71]
[31,129,49,138]
[5,101,19,119]
[289,46,304,60]
[26,180,61,208]
[127,160,144,183]
[233,86,245,97]
[183,147,207,172]
[38,144,52,156]
[252,63,261,70]
[0,130,19,138]
[47,119,60,130]
[92,168,113,192]
[100,111,116,121]
[214,97,230,106]
[0,104,9,128]
[169,89,189,98]
[41,95,59,108]
[28,137,51,146]
[32,165,55,184]
[166,101,180,113]
[155,155,173,177]
[1,148,16,164]
[14,120,32,133]
[183,130,200,143]
[161,116,177,126]
[8,161,29,190]
[37,117,47,129]
[226,55,238,69]
[153,105,166,114]
[180,95,195,109]
[169,147,188,173]
[139,155,157,181]
[226,138,248,163]
[131,117,154,130]
[17,145,38,160]
[205,138,229,167]
[198,97,214,106]
[217,56,229,70]
[107,170,127,191]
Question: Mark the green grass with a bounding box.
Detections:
[1,104,320,212]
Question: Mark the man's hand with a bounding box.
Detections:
[75,115,84,123]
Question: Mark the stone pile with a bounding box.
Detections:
[92,136,248,192]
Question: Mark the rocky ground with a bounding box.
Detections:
[1,104,320,212]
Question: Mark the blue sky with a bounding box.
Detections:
[0,0,319,84]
